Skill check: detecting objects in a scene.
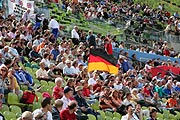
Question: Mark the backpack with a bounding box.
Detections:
[20,90,38,104]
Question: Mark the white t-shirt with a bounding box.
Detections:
[88,78,96,86]
[71,29,79,40]
[63,66,75,75]
[60,96,71,110]
[121,114,136,120]
[49,19,59,29]
[114,83,123,90]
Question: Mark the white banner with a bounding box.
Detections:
[8,0,34,15]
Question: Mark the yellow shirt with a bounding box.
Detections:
[8,76,20,90]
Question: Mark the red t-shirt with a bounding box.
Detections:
[167,98,177,108]
[60,108,77,120]
[53,85,63,100]
[163,49,170,56]
[93,84,101,93]
[105,43,113,54]
[143,87,150,96]
[82,87,91,97]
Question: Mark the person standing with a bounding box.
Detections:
[87,30,96,48]
[71,26,79,45]
[22,9,31,21]
[49,16,59,39]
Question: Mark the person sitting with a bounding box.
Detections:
[53,78,64,100]
[121,104,134,120]
[0,64,13,102]
[122,92,134,107]
[74,86,98,117]
[0,99,5,120]
[99,87,116,111]
[7,69,20,94]
[36,61,51,81]
[47,63,62,81]
[167,93,180,112]
[33,97,53,120]
[29,45,42,62]
[52,99,63,120]
[147,108,157,120]
[60,86,74,110]
[12,63,34,91]
[60,100,78,120]
[56,56,66,74]
[63,60,76,77]
[163,82,172,98]
[20,111,33,120]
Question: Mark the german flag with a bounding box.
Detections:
[88,48,118,74]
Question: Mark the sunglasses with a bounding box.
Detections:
[1,69,6,72]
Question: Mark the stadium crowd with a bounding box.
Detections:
[0,0,179,120]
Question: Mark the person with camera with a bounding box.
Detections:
[121,104,137,120]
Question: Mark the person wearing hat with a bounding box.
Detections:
[60,86,73,110]
[21,111,33,120]
[147,108,157,120]
[74,86,99,117]
[63,60,76,77]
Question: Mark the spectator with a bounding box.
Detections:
[53,77,64,100]
[104,38,113,55]
[163,82,172,97]
[60,100,78,120]
[147,108,157,120]
[52,99,63,120]
[56,56,66,74]
[0,99,4,120]
[74,86,98,116]
[21,111,33,120]
[61,86,73,110]
[47,63,62,80]
[167,93,180,110]
[49,16,59,39]
[36,61,51,81]
[63,60,76,77]
[87,30,96,48]
[51,44,60,61]
[88,72,98,86]
[121,104,134,120]
[71,26,79,45]
[22,9,31,21]
[33,97,53,120]
[29,45,42,62]
[122,92,134,107]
